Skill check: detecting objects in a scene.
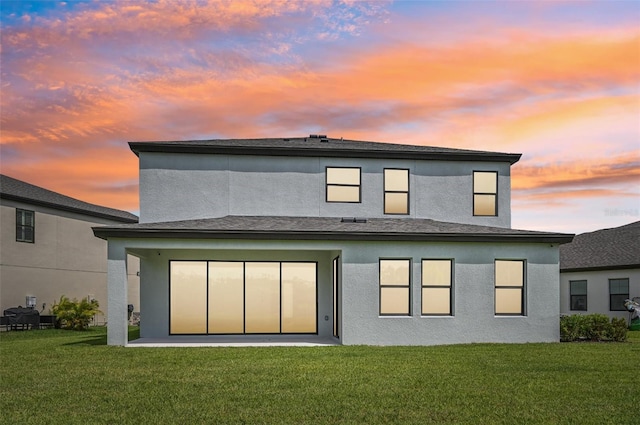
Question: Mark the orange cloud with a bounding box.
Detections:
[1,147,139,211]
[512,151,640,191]
[1,1,638,222]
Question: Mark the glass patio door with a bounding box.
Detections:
[170,260,317,335]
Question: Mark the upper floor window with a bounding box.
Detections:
[326,167,361,203]
[609,278,629,311]
[16,209,35,243]
[473,171,497,216]
[384,169,409,215]
[570,280,587,311]
[495,260,525,315]
[379,259,411,316]
[422,259,453,315]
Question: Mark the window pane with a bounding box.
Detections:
[170,262,207,334]
[422,288,451,315]
[422,260,451,286]
[610,294,628,311]
[385,169,408,191]
[208,262,244,334]
[281,263,316,333]
[496,260,524,287]
[570,280,587,295]
[496,288,522,314]
[26,211,34,226]
[245,262,280,333]
[384,193,408,214]
[380,260,410,286]
[571,295,587,311]
[327,185,360,202]
[327,167,360,185]
[380,287,409,315]
[474,194,496,216]
[474,172,497,193]
[609,279,629,294]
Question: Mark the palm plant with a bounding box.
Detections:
[51,295,101,330]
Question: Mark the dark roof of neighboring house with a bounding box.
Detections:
[94,215,573,243]
[129,136,522,164]
[0,174,138,223]
[560,221,640,272]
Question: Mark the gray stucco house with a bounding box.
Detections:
[94,136,573,346]
[560,221,639,320]
[0,174,139,324]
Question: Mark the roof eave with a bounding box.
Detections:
[1,193,138,223]
[560,264,640,273]
[93,227,571,243]
[129,142,522,164]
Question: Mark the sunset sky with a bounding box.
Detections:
[1,0,638,234]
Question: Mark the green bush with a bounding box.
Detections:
[51,295,101,331]
[608,318,628,342]
[560,314,627,342]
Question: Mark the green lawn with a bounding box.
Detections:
[1,328,638,424]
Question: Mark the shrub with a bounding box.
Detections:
[560,314,627,342]
[51,296,101,331]
[560,314,585,342]
[608,318,628,342]
[584,314,610,341]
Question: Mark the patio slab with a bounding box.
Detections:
[127,335,339,347]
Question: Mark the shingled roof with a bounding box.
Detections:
[560,221,640,272]
[93,215,572,243]
[0,174,138,223]
[129,136,522,164]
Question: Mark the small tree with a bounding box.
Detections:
[52,296,101,330]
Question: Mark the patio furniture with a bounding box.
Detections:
[3,307,40,330]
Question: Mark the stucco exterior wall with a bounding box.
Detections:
[139,152,511,228]
[106,238,559,346]
[0,201,139,322]
[560,268,640,320]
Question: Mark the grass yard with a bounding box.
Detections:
[1,328,639,424]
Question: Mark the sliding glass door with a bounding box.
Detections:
[170,261,317,335]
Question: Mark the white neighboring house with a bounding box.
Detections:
[560,221,640,320]
[0,174,139,324]
[93,136,574,346]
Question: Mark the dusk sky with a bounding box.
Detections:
[1,0,638,234]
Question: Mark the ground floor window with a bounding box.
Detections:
[609,278,629,311]
[379,259,411,315]
[422,259,453,315]
[495,260,525,315]
[170,261,317,335]
[569,280,587,311]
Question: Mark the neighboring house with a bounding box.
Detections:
[93,136,573,346]
[0,174,140,324]
[560,221,640,320]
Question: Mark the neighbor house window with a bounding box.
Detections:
[16,209,35,243]
[570,280,587,311]
[379,259,411,315]
[495,260,525,315]
[422,259,453,315]
[609,278,629,311]
[384,168,409,214]
[473,171,497,216]
[326,167,361,202]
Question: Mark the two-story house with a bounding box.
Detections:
[94,136,573,346]
[0,174,140,324]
